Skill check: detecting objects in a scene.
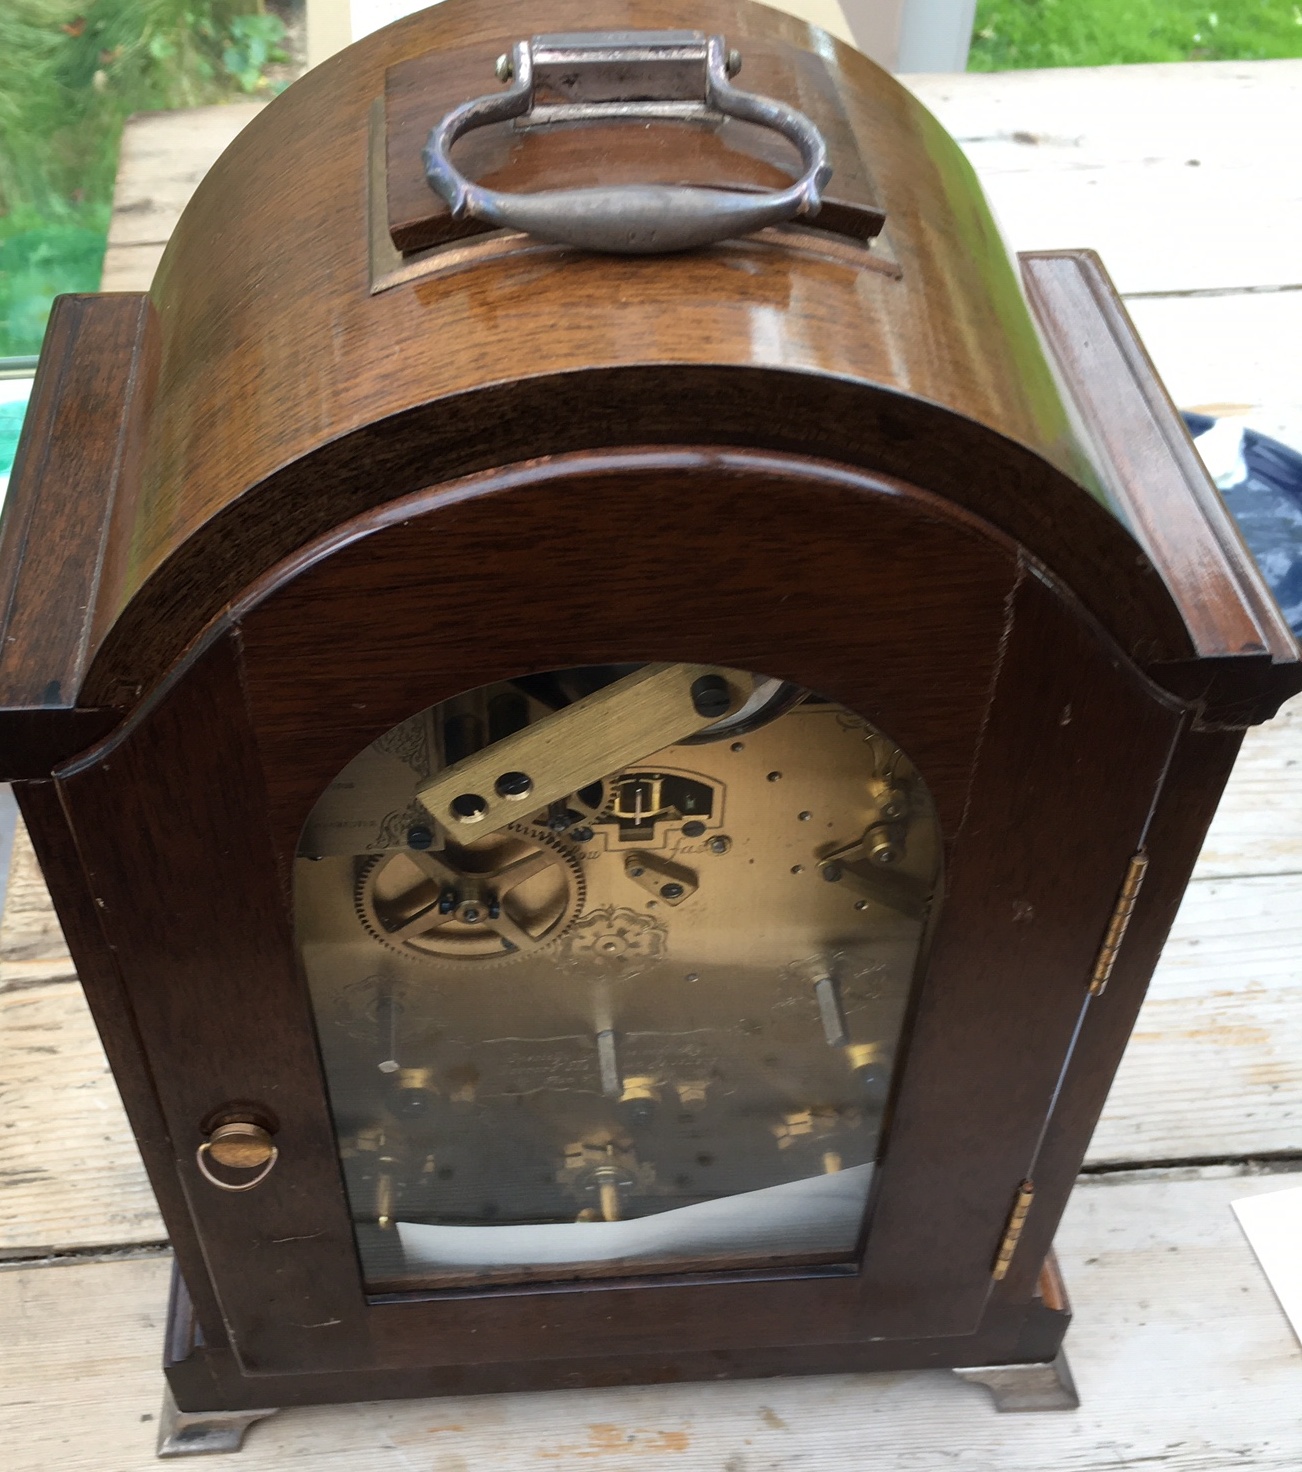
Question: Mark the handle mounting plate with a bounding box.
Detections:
[422,31,835,254]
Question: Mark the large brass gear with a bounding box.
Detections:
[356,823,584,965]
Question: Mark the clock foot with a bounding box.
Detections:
[156,1386,279,1458]
[953,1348,1079,1411]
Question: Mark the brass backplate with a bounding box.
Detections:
[296,667,940,1289]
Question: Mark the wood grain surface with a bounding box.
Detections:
[6,697,1298,1257]
[60,0,1193,713]
[57,447,1150,1380]
[0,295,147,774]
[3,39,1301,1468]
[0,421,1241,1399]
[92,67,1302,418]
[1021,253,1293,673]
[39,29,1291,734]
[2,1168,1298,1470]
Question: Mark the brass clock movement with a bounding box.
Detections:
[0,0,1296,1456]
[299,664,938,1292]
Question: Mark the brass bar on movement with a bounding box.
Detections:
[416,662,744,837]
[1088,850,1150,996]
[992,1179,1035,1281]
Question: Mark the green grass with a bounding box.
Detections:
[970,0,1302,69]
[0,0,286,356]
[0,208,108,356]
[4,2,1300,355]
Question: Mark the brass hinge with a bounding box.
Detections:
[992,1179,1035,1281]
[1088,850,1150,997]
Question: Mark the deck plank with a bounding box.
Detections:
[906,61,1302,295]
[1089,875,1302,1165]
[2,1168,1298,1470]
[1195,696,1302,881]
[1118,287,1300,418]
[99,103,265,294]
[1122,291,1302,416]
[99,242,167,294]
[106,104,266,249]
[0,981,164,1254]
[1,822,70,968]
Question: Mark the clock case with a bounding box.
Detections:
[1,0,1299,1425]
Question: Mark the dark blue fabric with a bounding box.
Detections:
[1183,413,1302,636]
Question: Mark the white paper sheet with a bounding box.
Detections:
[1231,1185,1302,1348]
[398,1163,872,1270]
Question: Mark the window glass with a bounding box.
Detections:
[296,665,941,1291]
[0,375,35,506]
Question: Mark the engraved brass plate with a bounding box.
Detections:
[296,665,940,1290]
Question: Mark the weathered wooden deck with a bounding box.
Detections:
[2,56,1300,1470]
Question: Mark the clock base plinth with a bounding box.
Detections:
[156,1387,279,1458]
[953,1349,1080,1412]
[158,1254,1074,1435]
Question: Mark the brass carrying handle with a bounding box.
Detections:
[423,31,833,255]
[196,1121,279,1193]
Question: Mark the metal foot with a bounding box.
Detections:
[953,1348,1079,1411]
[156,1386,279,1457]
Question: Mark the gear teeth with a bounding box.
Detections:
[355,822,584,966]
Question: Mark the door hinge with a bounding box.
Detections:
[992,1179,1035,1281]
[1088,850,1149,997]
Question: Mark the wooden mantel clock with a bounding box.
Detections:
[2,0,1298,1457]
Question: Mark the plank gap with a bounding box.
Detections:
[1123,282,1302,301]
[0,1241,171,1271]
[1081,1150,1302,1177]
[1186,869,1302,886]
[0,971,79,996]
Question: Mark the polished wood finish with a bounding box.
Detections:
[59,449,1173,1390]
[0,0,1298,1424]
[0,294,148,773]
[11,780,233,1348]
[384,38,888,252]
[1022,251,1299,723]
[0,2,1291,740]
[1008,719,1248,1308]
[83,358,1198,708]
[3,1,1289,727]
[79,0,1189,707]
[159,1252,1070,1413]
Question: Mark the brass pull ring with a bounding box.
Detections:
[196,1122,279,1192]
